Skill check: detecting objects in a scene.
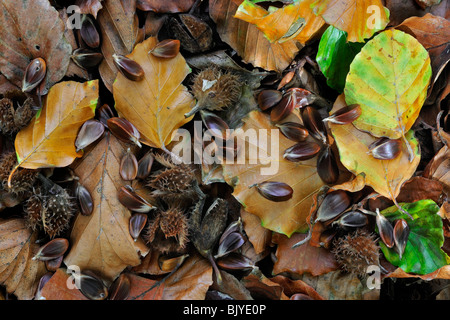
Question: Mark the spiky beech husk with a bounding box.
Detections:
[0,97,35,135]
[147,164,197,200]
[332,229,380,278]
[24,186,76,238]
[191,67,241,112]
[0,98,16,135]
[145,207,189,254]
[0,152,37,195]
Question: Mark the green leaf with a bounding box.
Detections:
[379,200,448,275]
[344,29,432,140]
[317,26,364,92]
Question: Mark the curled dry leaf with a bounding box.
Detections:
[209,0,302,72]
[234,0,326,45]
[64,133,149,281]
[0,219,47,300]
[98,0,140,92]
[0,0,72,95]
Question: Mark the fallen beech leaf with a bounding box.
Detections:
[14,80,98,170]
[209,0,302,72]
[98,0,140,92]
[380,200,448,275]
[0,219,47,300]
[330,94,421,201]
[64,133,149,280]
[128,254,212,300]
[311,0,390,43]
[270,275,324,300]
[234,0,326,45]
[113,36,195,149]
[317,26,364,92]
[272,232,339,277]
[75,0,104,18]
[240,209,271,255]
[137,0,196,12]
[223,111,325,236]
[40,269,88,300]
[385,0,449,27]
[387,265,450,280]
[395,14,450,94]
[345,29,432,141]
[0,0,72,95]
[241,271,288,300]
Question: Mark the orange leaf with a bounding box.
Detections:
[209,0,302,72]
[14,80,98,171]
[234,0,326,45]
[113,36,195,149]
[40,269,88,300]
[0,219,47,300]
[222,111,325,236]
[272,232,339,277]
[64,133,149,281]
[311,0,390,42]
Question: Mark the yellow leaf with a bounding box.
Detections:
[14,80,98,170]
[113,36,195,149]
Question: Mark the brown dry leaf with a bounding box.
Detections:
[270,275,325,300]
[396,13,450,93]
[129,254,212,300]
[0,74,18,94]
[0,0,72,95]
[222,110,325,236]
[241,209,271,255]
[297,270,380,300]
[209,0,302,72]
[311,0,390,42]
[98,0,140,92]
[40,269,88,300]
[241,271,288,300]
[387,265,450,280]
[234,0,326,45]
[14,80,98,171]
[64,133,149,281]
[210,270,253,300]
[161,254,213,300]
[137,0,196,12]
[272,232,339,277]
[59,8,89,80]
[385,0,449,27]
[329,94,421,201]
[113,36,195,149]
[0,219,47,300]
[75,0,104,18]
